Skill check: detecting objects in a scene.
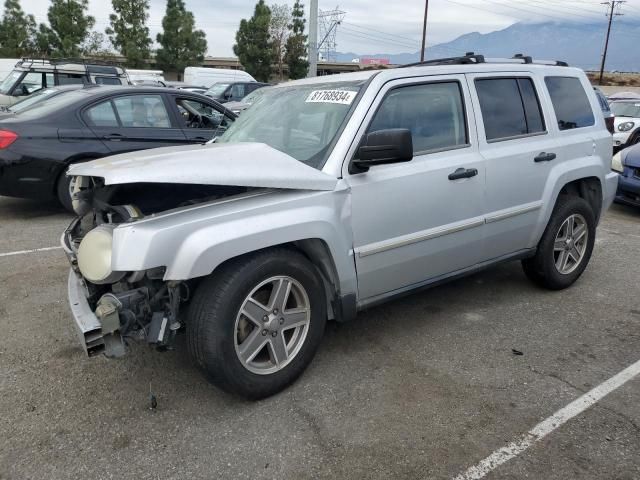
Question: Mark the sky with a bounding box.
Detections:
[25,0,640,57]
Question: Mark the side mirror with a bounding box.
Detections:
[350,128,413,174]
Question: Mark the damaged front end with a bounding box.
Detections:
[62,176,252,358]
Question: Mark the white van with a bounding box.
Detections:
[183,67,256,88]
[126,69,165,85]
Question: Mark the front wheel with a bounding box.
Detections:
[522,195,596,290]
[187,248,327,399]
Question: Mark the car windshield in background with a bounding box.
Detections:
[611,102,640,118]
[206,83,230,97]
[217,81,363,169]
[0,70,21,94]
[241,88,266,104]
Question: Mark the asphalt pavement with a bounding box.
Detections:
[0,195,638,480]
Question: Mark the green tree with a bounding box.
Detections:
[36,0,95,57]
[106,0,152,68]
[284,0,308,79]
[269,4,290,81]
[82,31,113,58]
[233,0,273,82]
[156,0,207,74]
[0,0,37,57]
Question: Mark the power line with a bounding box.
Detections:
[599,0,625,83]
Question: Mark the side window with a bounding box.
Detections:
[14,72,44,96]
[57,73,86,85]
[45,73,54,88]
[175,97,235,133]
[113,95,171,128]
[475,77,545,141]
[231,83,246,99]
[95,77,122,85]
[86,100,119,127]
[545,76,595,130]
[367,81,468,153]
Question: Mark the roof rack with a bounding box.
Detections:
[19,57,123,68]
[400,52,569,68]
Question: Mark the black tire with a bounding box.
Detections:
[522,195,596,290]
[55,172,74,213]
[187,248,327,399]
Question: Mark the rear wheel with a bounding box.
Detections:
[187,248,326,399]
[522,195,596,290]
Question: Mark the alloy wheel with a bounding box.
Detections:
[553,213,588,275]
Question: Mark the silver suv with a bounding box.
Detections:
[62,54,618,399]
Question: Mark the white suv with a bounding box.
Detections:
[63,53,617,399]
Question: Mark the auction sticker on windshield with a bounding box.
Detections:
[306,90,357,105]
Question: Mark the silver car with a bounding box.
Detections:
[62,54,618,399]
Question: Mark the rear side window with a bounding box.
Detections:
[367,81,468,154]
[95,77,122,85]
[545,77,594,130]
[57,73,86,85]
[86,101,119,127]
[475,77,545,141]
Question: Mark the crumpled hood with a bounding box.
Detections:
[67,142,338,191]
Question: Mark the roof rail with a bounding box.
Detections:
[400,52,569,68]
[400,52,485,68]
[19,57,123,68]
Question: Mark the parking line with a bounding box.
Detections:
[0,246,62,258]
[453,358,640,480]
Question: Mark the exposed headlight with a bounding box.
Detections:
[618,121,635,132]
[77,225,125,284]
[611,151,625,173]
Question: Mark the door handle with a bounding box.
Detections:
[534,152,556,162]
[448,167,478,181]
[103,133,123,141]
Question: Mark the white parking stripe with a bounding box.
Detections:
[453,358,640,480]
[0,246,62,258]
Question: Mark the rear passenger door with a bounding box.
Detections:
[83,93,186,155]
[468,73,558,259]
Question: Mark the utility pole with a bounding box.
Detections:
[599,0,624,85]
[308,0,319,77]
[420,0,429,62]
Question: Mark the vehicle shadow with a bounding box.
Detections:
[0,196,70,221]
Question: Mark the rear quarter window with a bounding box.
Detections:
[545,76,595,130]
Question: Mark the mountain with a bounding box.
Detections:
[334,21,640,72]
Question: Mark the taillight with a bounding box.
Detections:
[0,129,17,149]
[605,116,615,134]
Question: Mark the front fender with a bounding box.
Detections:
[110,188,357,297]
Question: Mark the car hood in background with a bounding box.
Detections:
[67,142,338,191]
[621,144,640,168]
[614,116,640,126]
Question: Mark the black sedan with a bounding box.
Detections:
[0,85,236,210]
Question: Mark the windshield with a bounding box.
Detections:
[217,81,363,169]
[205,83,230,97]
[8,88,60,113]
[241,88,266,104]
[611,102,640,118]
[0,70,21,94]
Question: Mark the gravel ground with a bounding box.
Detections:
[0,196,638,480]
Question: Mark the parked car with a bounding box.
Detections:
[62,53,617,399]
[610,100,640,149]
[183,67,255,88]
[223,86,269,114]
[612,144,640,207]
[594,87,615,134]
[0,59,129,106]
[0,86,235,210]
[0,84,87,115]
[204,81,270,104]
